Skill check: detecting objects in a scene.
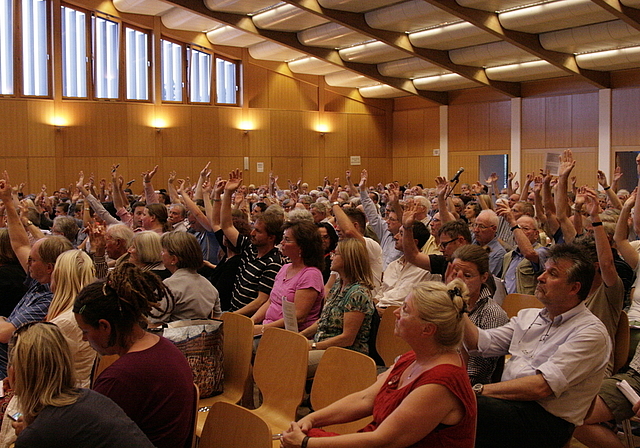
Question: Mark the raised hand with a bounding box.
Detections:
[225,169,243,192]
[434,176,449,197]
[200,162,211,180]
[614,166,623,183]
[168,171,176,184]
[401,202,418,228]
[596,170,609,189]
[558,149,576,178]
[359,169,368,190]
[142,165,159,183]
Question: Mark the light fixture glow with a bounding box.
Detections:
[317,123,329,135]
[239,121,253,134]
[152,118,167,129]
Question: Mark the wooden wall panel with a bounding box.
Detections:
[571,93,598,148]
[522,97,546,149]
[0,100,30,157]
[301,111,321,159]
[245,63,270,110]
[190,106,219,158]
[448,153,480,189]
[270,110,304,159]
[302,158,321,187]
[216,108,244,157]
[161,105,193,157]
[271,156,303,183]
[392,110,409,158]
[323,114,349,159]
[248,109,271,160]
[612,88,640,147]
[268,71,303,111]
[126,103,156,157]
[28,158,58,192]
[323,157,351,180]
[348,114,387,158]
[520,148,597,187]
[448,105,469,151]
[94,103,130,158]
[424,107,440,152]
[0,159,29,188]
[489,101,511,150]
[545,96,572,148]
[27,101,55,157]
[406,109,426,157]
[466,103,490,151]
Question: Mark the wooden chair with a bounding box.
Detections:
[199,401,271,448]
[195,312,254,437]
[376,306,411,367]
[501,293,543,318]
[310,347,377,434]
[91,354,119,387]
[614,310,631,374]
[251,327,309,436]
[189,383,199,448]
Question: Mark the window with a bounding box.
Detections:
[22,0,49,96]
[188,47,211,103]
[93,15,119,99]
[0,0,12,94]
[61,6,87,98]
[125,27,149,100]
[161,39,183,102]
[215,56,238,105]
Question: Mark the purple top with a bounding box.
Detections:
[263,264,324,331]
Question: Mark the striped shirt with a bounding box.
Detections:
[229,234,283,312]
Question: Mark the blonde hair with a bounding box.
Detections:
[411,279,469,350]
[337,238,375,291]
[47,250,96,320]
[11,323,79,425]
[131,231,163,265]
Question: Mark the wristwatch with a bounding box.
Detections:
[332,202,340,207]
[472,383,484,396]
[311,342,318,350]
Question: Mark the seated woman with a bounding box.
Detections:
[47,249,97,387]
[73,263,195,448]
[445,244,508,385]
[156,231,221,322]
[9,323,154,448]
[252,220,325,334]
[282,280,476,448]
[302,238,375,377]
[316,222,338,284]
[127,231,171,280]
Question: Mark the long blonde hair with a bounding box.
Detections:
[11,323,79,425]
[337,238,375,290]
[46,250,96,320]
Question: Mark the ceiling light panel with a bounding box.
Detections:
[318,0,405,13]
[298,23,369,49]
[339,41,409,63]
[365,0,458,33]
[449,40,537,67]
[204,0,279,14]
[252,3,328,31]
[540,20,640,54]
[409,22,500,50]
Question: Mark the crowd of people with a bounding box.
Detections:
[0,148,638,447]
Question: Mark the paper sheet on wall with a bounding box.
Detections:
[282,298,298,333]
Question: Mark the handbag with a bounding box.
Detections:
[159,319,224,398]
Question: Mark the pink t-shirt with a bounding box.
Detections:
[263,264,324,331]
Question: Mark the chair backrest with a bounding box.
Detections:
[188,383,199,448]
[614,310,630,374]
[501,293,543,318]
[220,312,254,400]
[199,402,271,448]
[310,346,378,434]
[310,347,377,411]
[253,328,308,422]
[376,306,411,367]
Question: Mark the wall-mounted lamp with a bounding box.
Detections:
[239,121,253,135]
[52,117,67,132]
[316,124,329,136]
[152,118,167,133]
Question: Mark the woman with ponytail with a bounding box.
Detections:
[73,263,195,448]
[281,280,477,448]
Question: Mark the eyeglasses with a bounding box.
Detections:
[439,239,457,250]
[472,223,493,230]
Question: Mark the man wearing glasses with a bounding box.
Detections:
[463,244,610,448]
[473,209,507,277]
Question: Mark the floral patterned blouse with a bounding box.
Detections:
[313,279,375,354]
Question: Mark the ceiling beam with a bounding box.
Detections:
[421,0,611,89]
[589,0,640,32]
[282,0,520,97]
[164,0,449,103]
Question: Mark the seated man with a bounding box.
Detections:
[374,221,436,314]
[464,244,611,448]
[473,209,507,277]
[0,178,73,378]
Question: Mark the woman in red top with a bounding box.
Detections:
[281,280,476,448]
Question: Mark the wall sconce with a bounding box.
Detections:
[152,118,167,133]
[239,121,253,135]
[316,124,329,136]
[52,117,67,132]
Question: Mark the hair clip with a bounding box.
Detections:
[447,286,461,300]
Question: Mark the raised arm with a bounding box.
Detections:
[435,176,454,224]
[220,169,242,247]
[496,203,540,264]
[0,178,31,272]
[585,187,619,287]
[194,162,211,201]
[401,203,432,271]
[519,172,533,202]
[612,166,623,193]
[507,171,517,196]
[330,178,364,243]
[178,179,213,232]
[209,178,226,232]
[597,170,623,210]
[166,171,181,204]
[142,165,159,204]
[555,150,577,243]
[572,187,586,237]
[614,191,639,270]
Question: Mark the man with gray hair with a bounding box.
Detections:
[473,209,506,277]
[168,203,188,232]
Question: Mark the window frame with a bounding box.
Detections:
[214,54,240,107]
[187,44,212,104]
[19,0,52,98]
[123,23,151,103]
[0,0,15,96]
[92,11,121,101]
[60,3,91,99]
[160,36,186,103]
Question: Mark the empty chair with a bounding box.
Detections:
[376,306,411,367]
[501,293,543,318]
[196,312,254,437]
[199,401,271,448]
[252,327,309,434]
[310,346,377,434]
